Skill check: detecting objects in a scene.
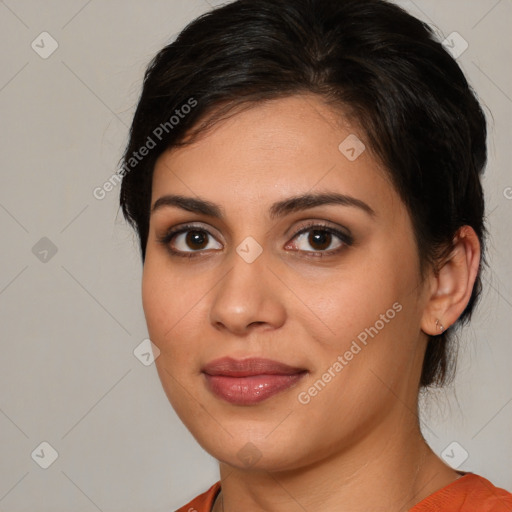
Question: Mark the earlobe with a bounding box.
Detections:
[421,226,481,336]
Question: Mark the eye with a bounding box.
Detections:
[158,224,222,257]
[285,222,353,256]
[158,221,353,259]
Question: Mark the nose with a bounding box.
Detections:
[208,251,286,336]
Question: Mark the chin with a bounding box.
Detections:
[181,417,322,473]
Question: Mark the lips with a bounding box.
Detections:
[202,357,307,405]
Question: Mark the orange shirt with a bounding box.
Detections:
[176,473,512,512]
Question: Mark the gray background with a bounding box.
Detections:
[0,1,510,510]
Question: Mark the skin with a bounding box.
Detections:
[142,95,481,511]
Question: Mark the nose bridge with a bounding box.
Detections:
[209,241,285,333]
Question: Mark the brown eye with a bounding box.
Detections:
[159,225,223,257]
[185,230,209,250]
[307,230,333,251]
[286,224,352,255]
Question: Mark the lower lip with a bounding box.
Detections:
[203,373,307,405]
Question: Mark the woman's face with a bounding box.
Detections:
[142,95,431,471]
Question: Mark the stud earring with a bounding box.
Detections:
[435,319,445,333]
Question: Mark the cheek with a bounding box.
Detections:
[304,267,401,347]
[141,254,224,385]
[303,247,422,388]
[141,260,205,413]
[141,263,171,344]
[141,257,198,355]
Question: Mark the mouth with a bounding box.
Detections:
[201,357,308,405]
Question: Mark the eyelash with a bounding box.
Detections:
[157,221,354,259]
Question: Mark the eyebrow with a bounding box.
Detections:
[151,192,376,219]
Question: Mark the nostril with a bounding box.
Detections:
[249,321,265,327]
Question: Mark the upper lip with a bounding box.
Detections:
[202,357,307,377]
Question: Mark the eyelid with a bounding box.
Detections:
[285,221,354,254]
[157,221,222,241]
[291,219,353,241]
[156,222,223,248]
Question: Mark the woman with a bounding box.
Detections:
[119,0,512,510]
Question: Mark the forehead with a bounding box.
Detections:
[151,95,398,219]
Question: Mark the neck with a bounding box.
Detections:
[213,415,459,512]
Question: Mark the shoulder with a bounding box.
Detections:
[175,481,221,512]
[410,473,512,512]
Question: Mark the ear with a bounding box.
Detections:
[421,226,481,336]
